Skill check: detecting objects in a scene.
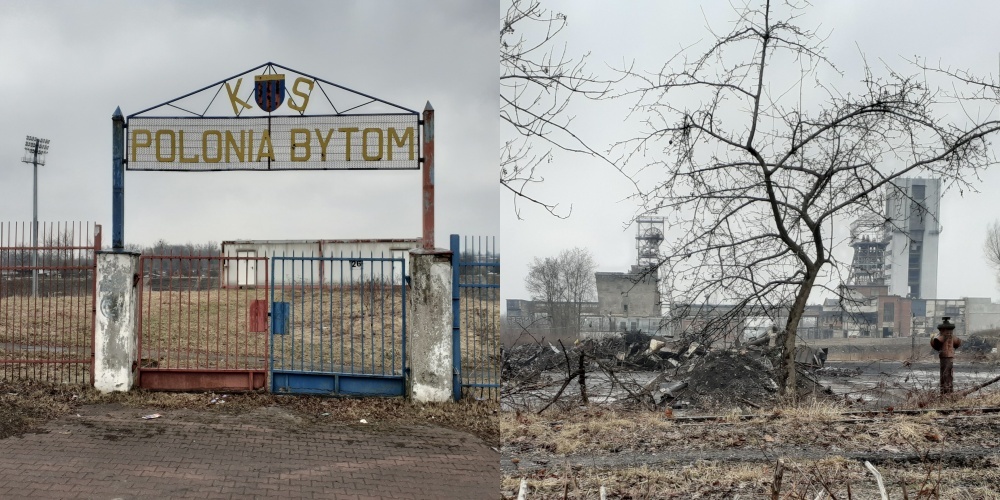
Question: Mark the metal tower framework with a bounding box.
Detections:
[847,215,889,286]
[636,216,665,269]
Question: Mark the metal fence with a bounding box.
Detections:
[0,222,100,385]
[270,254,407,396]
[452,235,500,401]
[137,255,269,390]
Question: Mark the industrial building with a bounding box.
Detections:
[508,217,668,338]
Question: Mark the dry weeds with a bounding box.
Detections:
[502,458,1000,499]
[503,389,1000,498]
[0,294,94,347]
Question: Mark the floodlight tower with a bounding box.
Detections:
[21,136,50,297]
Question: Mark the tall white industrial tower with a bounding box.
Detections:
[884,178,941,299]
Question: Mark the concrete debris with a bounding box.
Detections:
[794,346,828,368]
[684,342,702,358]
[649,339,666,353]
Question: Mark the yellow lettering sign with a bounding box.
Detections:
[129,123,417,167]
[130,129,151,161]
[338,127,359,161]
[203,131,222,163]
[225,78,252,115]
[256,129,274,161]
[314,128,334,161]
[290,128,310,161]
[362,128,384,161]
[225,130,247,162]
[387,127,415,161]
[287,77,315,113]
[178,130,199,163]
[155,130,175,162]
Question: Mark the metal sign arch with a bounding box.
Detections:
[111,62,435,250]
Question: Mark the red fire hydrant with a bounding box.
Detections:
[930,317,962,394]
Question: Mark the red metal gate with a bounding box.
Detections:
[0,222,101,385]
[137,254,268,391]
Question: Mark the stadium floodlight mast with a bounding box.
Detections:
[21,136,50,298]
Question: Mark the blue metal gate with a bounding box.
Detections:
[451,235,500,401]
[270,254,407,396]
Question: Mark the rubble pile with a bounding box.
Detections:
[503,330,830,411]
[671,350,779,408]
[502,343,567,381]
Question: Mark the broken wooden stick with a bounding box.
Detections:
[771,458,785,500]
[959,373,1000,397]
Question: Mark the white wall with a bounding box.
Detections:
[221,239,419,287]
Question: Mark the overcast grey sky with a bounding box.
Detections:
[0,1,498,248]
[503,0,1000,308]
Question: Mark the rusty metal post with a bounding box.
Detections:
[421,102,435,250]
[930,316,961,394]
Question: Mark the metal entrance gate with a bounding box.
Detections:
[137,254,269,391]
[451,235,500,400]
[0,222,101,385]
[270,254,407,396]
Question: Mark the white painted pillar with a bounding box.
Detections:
[94,251,140,393]
[408,248,453,402]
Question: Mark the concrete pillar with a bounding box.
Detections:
[408,248,453,402]
[94,251,140,393]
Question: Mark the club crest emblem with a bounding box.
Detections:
[254,74,286,112]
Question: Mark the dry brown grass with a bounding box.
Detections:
[0,294,94,348]
[139,288,268,369]
[505,409,675,455]
[502,391,1000,498]
[273,287,405,374]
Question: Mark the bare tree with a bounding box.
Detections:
[524,247,597,334]
[985,220,1000,288]
[524,255,564,324]
[558,247,597,332]
[501,0,626,218]
[615,0,1000,397]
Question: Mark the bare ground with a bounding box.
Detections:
[0,380,499,446]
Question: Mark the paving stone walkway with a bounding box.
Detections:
[0,403,498,499]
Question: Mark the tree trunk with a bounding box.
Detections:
[779,272,817,399]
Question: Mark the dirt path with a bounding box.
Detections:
[503,443,997,475]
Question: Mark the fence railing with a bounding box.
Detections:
[452,235,500,401]
[138,255,269,373]
[0,222,100,385]
[270,254,407,379]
